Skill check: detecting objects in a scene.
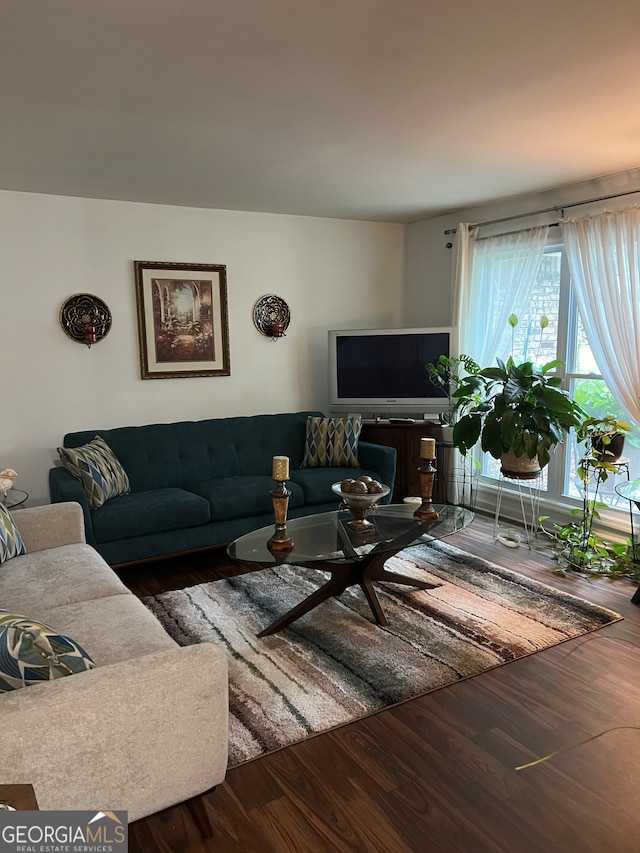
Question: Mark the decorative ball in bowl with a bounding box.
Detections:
[332,477,391,530]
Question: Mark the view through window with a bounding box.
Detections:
[483,243,640,512]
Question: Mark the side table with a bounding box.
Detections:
[2,489,29,509]
[0,784,39,810]
[614,479,640,605]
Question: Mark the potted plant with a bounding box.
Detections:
[540,432,639,582]
[426,354,482,506]
[540,413,634,575]
[426,354,481,440]
[541,508,639,581]
[451,356,584,476]
[576,415,632,467]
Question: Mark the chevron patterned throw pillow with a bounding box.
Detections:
[0,610,95,692]
[58,435,131,508]
[300,415,362,468]
[0,503,26,564]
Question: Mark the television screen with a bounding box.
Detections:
[328,327,458,417]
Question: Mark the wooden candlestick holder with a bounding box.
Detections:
[267,479,294,551]
[415,458,439,520]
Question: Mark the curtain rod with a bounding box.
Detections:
[443,186,640,235]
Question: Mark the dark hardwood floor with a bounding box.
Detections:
[122,513,640,853]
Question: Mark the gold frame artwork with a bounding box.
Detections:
[134,260,230,379]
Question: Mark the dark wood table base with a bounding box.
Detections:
[257,548,441,637]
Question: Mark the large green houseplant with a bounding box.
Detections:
[451,356,584,473]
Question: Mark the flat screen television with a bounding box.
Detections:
[328,327,458,418]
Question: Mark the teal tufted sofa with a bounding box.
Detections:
[49,411,396,567]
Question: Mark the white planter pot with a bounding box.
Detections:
[440,426,455,444]
[500,449,541,480]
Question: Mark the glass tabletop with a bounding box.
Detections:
[615,480,640,508]
[2,489,28,509]
[228,503,474,566]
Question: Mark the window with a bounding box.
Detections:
[483,241,640,512]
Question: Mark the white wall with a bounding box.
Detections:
[0,191,404,504]
[404,166,640,327]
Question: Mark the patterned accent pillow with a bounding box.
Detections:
[0,503,26,565]
[0,611,96,693]
[58,436,130,508]
[300,415,362,468]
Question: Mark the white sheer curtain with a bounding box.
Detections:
[450,222,476,349]
[562,206,640,425]
[446,223,547,503]
[458,225,549,364]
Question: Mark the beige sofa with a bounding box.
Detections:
[0,502,228,822]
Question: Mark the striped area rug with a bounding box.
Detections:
[142,540,621,768]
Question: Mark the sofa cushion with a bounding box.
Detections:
[0,610,95,693]
[58,436,131,508]
[189,476,305,522]
[300,416,362,468]
[0,543,130,615]
[91,489,211,544]
[38,594,178,666]
[0,504,26,564]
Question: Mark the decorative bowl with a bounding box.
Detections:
[331,480,391,530]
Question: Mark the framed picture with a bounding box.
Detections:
[134,261,230,379]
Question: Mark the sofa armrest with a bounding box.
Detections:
[49,466,97,545]
[358,441,397,502]
[0,642,228,822]
[11,502,87,552]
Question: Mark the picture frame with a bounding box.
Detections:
[134,260,230,379]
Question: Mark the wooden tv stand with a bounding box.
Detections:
[360,420,443,503]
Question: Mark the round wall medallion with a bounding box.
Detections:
[253,294,291,339]
[59,294,112,346]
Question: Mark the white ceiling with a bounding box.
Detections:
[3,0,640,223]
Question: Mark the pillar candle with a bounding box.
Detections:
[272,455,289,480]
[420,437,436,460]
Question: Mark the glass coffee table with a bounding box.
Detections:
[227,503,473,637]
